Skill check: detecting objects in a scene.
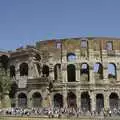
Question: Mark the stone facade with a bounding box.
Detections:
[3,37,120,112]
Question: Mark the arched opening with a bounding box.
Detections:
[10,65,16,77]
[42,65,49,77]
[20,63,28,76]
[109,93,119,110]
[67,53,76,61]
[94,63,103,79]
[18,93,27,108]
[81,92,91,112]
[80,63,89,81]
[67,64,76,82]
[0,55,9,72]
[108,63,117,79]
[54,64,61,80]
[54,93,63,108]
[96,94,104,113]
[32,92,42,108]
[67,92,76,108]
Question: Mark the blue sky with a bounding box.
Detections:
[0,0,120,50]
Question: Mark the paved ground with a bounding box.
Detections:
[0,116,119,120]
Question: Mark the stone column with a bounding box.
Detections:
[89,63,95,84]
[63,90,67,108]
[27,96,32,108]
[76,63,80,82]
[103,63,109,84]
[116,64,120,81]
[104,92,109,110]
[76,90,80,108]
[62,63,67,82]
[90,92,96,112]
[16,96,18,107]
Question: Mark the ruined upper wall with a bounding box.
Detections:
[35,37,120,63]
[36,37,120,51]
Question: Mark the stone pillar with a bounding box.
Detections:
[49,93,53,108]
[89,64,95,84]
[62,63,67,82]
[117,64,120,81]
[63,90,67,108]
[103,63,109,84]
[104,92,109,110]
[27,96,32,108]
[90,92,96,112]
[76,90,80,108]
[76,63,80,82]
[16,97,18,107]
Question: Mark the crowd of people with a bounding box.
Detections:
[0,107,120,118]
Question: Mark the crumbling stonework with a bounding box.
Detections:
[1,37,120,112]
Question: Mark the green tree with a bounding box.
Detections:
[0,55,11,108]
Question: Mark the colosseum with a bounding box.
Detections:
[1,37,120,113]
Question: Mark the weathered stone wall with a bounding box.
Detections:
[7,37,120,111]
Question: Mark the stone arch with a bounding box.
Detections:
[108,63,117,79]
[109,92,119,110]
[67,53,76,61]
[96,94,104,113]
[81,92,91,112]
[54,64,61,80]
[80,63,89,81]
[54,93,63,108]
[67,92,76,108]
[94,62,103,79]
[42,65,49,77]
[20,62,28,76]
[18,93,27,108]
[67,64,76,82]
[32,92,42,108]
[10,65,16,77]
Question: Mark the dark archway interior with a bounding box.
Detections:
[81,92,91,112]
[42,65,49,77]
[67,64,76,82]
[67,92,76,108]
[20,63,28,76]
[18,93,27,108]
[96,94,104,113]
[54,94,63,108]
[0,55,9,72]
[32,92,42,107]
[109,93,119,109]
[10,65,16,77]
